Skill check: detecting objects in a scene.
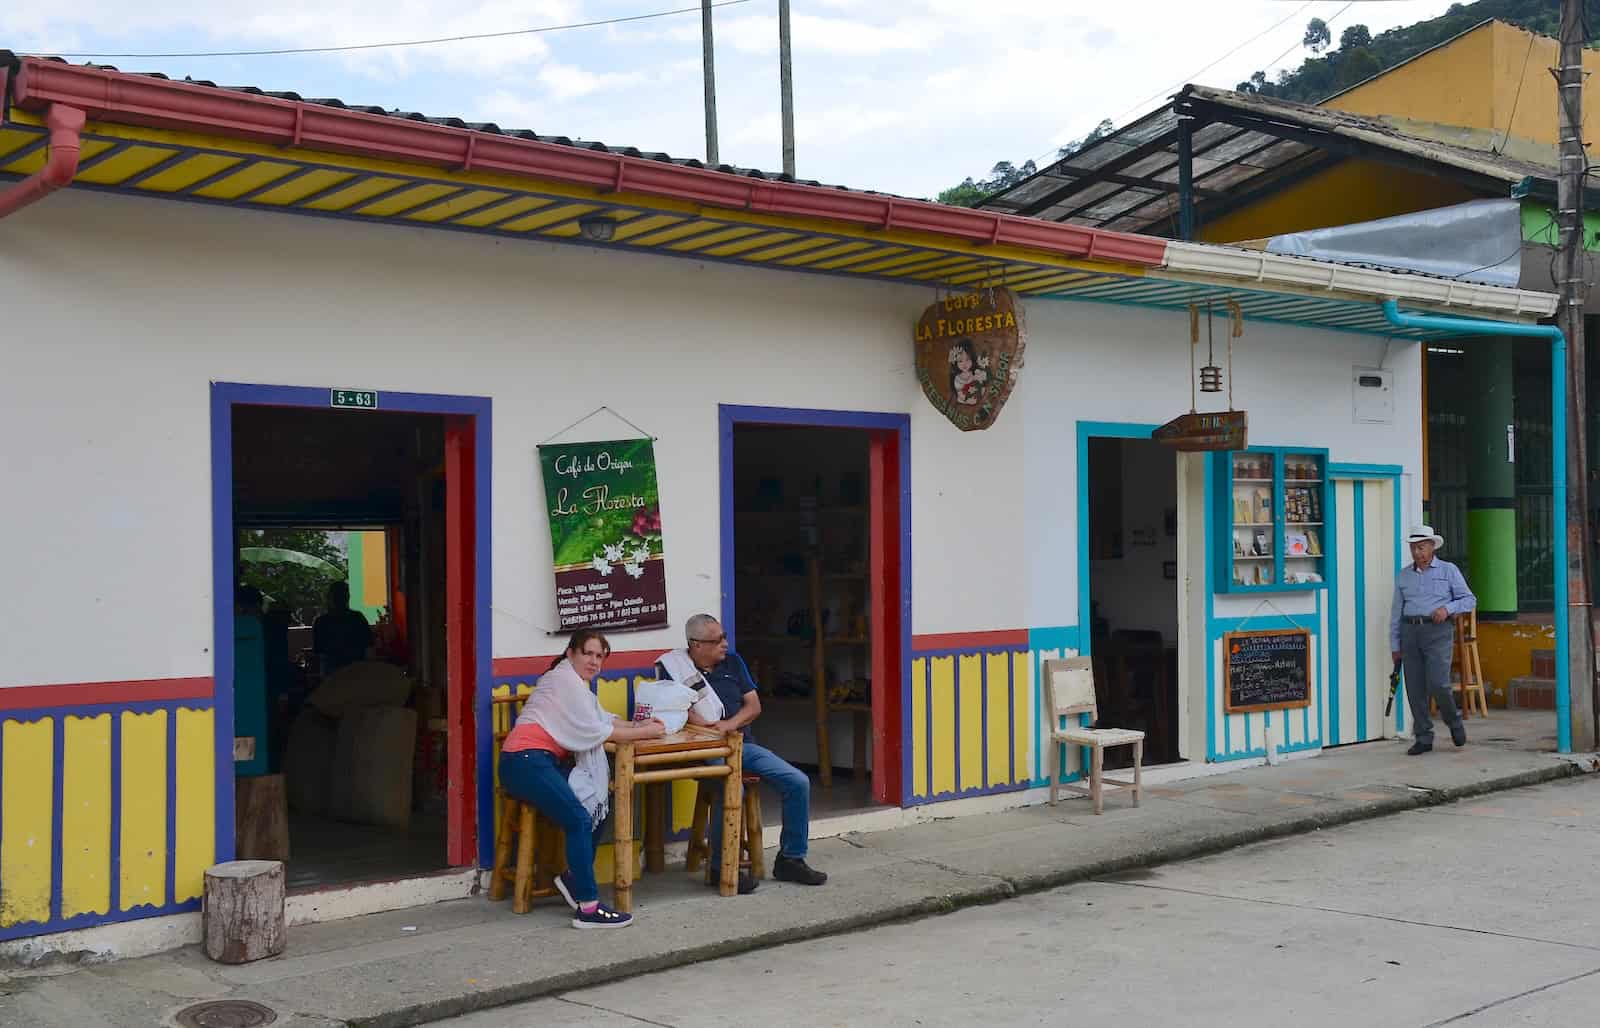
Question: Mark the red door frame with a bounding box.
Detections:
[717,405,912,806]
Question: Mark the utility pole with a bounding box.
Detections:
[779,0,795,177]
[701,0,719,166]
[1556,0,1596,750]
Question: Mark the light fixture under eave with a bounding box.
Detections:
[578,214,618,242]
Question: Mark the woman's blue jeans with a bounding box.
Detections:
[498,748,605,903]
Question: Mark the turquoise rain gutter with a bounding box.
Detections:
[1381,299,1572,753]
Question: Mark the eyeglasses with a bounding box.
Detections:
[689,635,726,646]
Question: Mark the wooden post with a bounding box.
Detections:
[809,558,833,787]
[612,742,635,912]
[203,860,286,964]
[512,805,536,915]
[719,732,744,897]
[644,782,666,874]
[234,773,289,862]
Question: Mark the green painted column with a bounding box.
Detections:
[1466,337,1517,614]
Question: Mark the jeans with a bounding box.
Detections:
[1401,620,1462,746]
[498,748,606,903]
[710,740,810,866]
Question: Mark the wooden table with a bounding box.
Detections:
[609,725,743,912]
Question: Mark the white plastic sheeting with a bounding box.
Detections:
[1264,199,1524,288]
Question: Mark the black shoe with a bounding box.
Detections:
[1451,724,1467,747]
[1407,741,1432,756]
[708,870,760,895]
[772,855,828,886]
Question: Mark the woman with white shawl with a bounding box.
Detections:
[499,629,665,929]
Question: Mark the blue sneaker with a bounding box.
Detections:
[572,903,633,929]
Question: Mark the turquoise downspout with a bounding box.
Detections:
[1381,300,1572,753]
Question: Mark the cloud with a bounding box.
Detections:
[9,0,1464,199]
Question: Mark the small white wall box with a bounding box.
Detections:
[1352,366,1394,424]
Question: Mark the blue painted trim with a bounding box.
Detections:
[1075,421,1162,658]
[208,384,236,867]
[0,899,201,943]
[717,403,913,804]
[1204,453,1218,762]
[1327,478,1342,747]
[1005,653,1015,785]
[0,698,213,720]
[979,655,990,789]
[1026,626,1080,784]
[48,716,64,923]
[953,657,963,793]
[1214,445,1330,594]
[924,657,934,800]
[912,645,1028,659]
[108,713,122,915]
[164,709,178,907]
[1328,462,1404,479]
[1381,301,1568,753]
[474,403,496,870]
[213,381,494,872]
[1353,481,1369,742]
[1392,475,1406,735]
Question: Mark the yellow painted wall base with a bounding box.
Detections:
[1476,620,1555,708]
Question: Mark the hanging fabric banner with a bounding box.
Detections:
[537,438,668,632]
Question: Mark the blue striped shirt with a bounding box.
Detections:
[1389,558,1475,650]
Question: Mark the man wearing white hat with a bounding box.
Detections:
[1390,525,1476,755]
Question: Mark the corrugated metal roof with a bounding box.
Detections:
[978,83,1562,234]
[0,50,901,198]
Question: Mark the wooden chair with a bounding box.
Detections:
[488,692,565,913]
[685,774,765,880]
[1043,657,1144,814]
[1452,610,1490,719]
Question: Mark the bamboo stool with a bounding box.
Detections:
[488,797,566,914]
[685,775,765,880]
[1452,610,1490,719]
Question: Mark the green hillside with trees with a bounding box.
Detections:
[938,0,1600,207]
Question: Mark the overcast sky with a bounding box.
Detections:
[5,1,1463,197]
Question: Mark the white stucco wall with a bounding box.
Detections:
[0,189,1033,687]
[0,188,1421,690]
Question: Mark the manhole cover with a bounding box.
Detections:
[174,1000,278,1028]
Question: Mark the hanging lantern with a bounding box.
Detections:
[1199,302,1223,392]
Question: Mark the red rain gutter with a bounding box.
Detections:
[0,101,85,219]
[9,58,1169,268]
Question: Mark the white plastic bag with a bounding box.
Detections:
[631,680,697,734]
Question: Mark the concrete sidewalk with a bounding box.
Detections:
[4,729,1594,1028]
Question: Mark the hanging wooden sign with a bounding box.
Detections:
[914,288,1026,431]
[1153,410,1249,452]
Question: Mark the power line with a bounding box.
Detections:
[1026,1,1316,169]
[25,0,754,60]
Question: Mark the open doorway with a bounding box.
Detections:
[1086,436,1181,766]
[219,392,483,890]
[721,408,907,814]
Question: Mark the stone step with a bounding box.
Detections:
[1509,675,1556,710]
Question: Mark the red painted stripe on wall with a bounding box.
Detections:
[0,677,214,710]
[492,650,664,677]
[911,630,1029,651]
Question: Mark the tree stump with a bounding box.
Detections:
[203,860,286,964]
[235,773,290,862]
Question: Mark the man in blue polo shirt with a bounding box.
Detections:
[656,614,828,887]
[1390,525,1476,756]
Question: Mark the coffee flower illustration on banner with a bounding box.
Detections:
[588,504,663,580]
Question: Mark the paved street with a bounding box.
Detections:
[439,775,1600,1028]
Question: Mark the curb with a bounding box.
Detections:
[356,761,1586,1027]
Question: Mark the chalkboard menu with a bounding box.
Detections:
[1224,628,1311,714]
